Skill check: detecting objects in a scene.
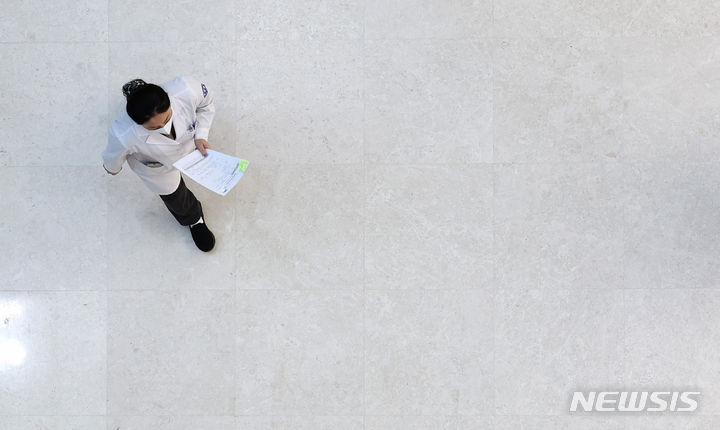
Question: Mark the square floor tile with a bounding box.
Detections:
[364,39,492,164]
[365,164,493,289]
[494,289,624,415]
[109,0,234,42]
[236,0,363,40]
[236,290,363,415]
[0,291,106,415]
[237,39,363,164]
[494,162,627,290]
[365,289,493,415]
[0,44,107,167]
[0,1,107,42]
[493,0,630,40]
[108,416,236,430]
[105,172,235,291]
[621,162,720,289]
[364,0,491,39]
[0,416,106,430]
[107,289,235,415]
[365,415,461,430]
[622,416,720,429]
[623,290,720,413]
[492,36,623,163]
[493,416,624,429]
[622,0,720,38]
[619,36,720,162]
[236,416,363,430]
[1,167,107,291]
[235,164,363,289]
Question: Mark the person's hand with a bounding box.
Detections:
[103,164,119,175]
[195,138,211,157]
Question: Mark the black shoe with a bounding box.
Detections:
[189,222,215,252]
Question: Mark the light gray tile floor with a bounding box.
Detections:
[1,1,719,429]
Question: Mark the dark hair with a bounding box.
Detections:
[122,79,170,124]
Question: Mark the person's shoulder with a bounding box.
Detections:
[178,75,201,87]
[109,111,140,144]
[162,75,199,96]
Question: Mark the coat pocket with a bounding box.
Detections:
[129,157,169,176]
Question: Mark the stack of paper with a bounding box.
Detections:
[172,149,249,196]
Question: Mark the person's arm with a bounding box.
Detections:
[102,131,129,175]
[183,76,215,141]
[103,164,120,175]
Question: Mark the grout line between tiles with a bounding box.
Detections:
[361,5,367,423]
[490,0,496,420]
[105,0,110,416]
[4,159,665,169]
[234,414,490,417]
[0,41,109,44]
[232,272,238,420]
[17,286,718,293]
[232,2,239,419]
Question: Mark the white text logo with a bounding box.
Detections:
[570,391,700,412]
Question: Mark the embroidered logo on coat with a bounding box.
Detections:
[201,83,208,97]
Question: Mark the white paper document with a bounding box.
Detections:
[172,149,249,196]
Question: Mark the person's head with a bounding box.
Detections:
[122,79,172,130]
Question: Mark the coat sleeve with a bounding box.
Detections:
[182,76,216,140]
[102,129,130,174]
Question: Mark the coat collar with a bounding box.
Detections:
[137,95,181,145]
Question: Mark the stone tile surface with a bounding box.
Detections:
[1,0,718,426]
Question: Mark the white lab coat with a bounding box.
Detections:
[102,75,215,195]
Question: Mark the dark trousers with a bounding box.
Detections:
[159,176,203,226]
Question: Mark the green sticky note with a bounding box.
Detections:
[238,160,249,171]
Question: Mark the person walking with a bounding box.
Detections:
[102,76,216,252]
